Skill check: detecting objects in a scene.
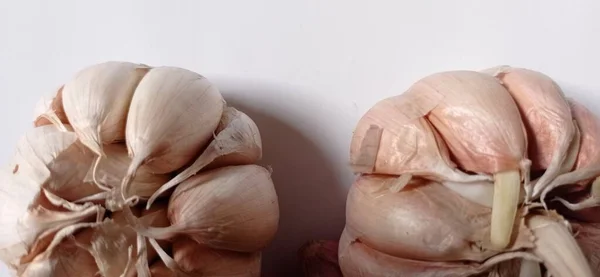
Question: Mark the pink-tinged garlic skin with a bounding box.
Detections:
[345,175,532,262]
[407,70,527,174]
[490,67,573,172]
[338,228,519,277]
[350,94,489,183]
[569,100,600,181]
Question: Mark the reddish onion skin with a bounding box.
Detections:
[345,175,533,262]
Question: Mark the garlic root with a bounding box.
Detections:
[490,170,521,250]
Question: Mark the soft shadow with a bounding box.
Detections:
[218,80,347,277]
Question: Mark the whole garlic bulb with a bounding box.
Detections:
[0,61,278,277]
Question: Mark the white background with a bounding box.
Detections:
[2,1,600,276]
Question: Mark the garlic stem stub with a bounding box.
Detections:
[490,170,521,249]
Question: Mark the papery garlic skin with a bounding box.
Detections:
[350,94,491,183]
[0,126,103,267]
[62,61,150,156]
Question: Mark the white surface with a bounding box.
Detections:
[1,1,600,276]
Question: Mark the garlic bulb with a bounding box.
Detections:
[343,67,600,276]
[121,66,224,200]
[134,165,279,252]
[1,61,277,277]
[147,106,262,208]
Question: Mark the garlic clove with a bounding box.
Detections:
[344,175,534,262]
[133,165,279,253]
[526,213,594,277]
[146,106,262,209]
[121,66,224,202]
[172,237,262,276]
[407,70,530,250]
[62,61,150,156]
[298,240,343,277]
[484,66,577,201]
[538,99,600,202]
[338,228,529,277]
[349,94,492,183]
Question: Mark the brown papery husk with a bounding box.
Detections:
[33,85,69,129]
[146,106,262,209]
[345,175,534,262]
[299,240,343,277]
[121,66,224,201]
[349,93,491,183]
[131,164,279,253]
[338,228,534,277]
[484,66,576,191]
[171,236,261,277]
